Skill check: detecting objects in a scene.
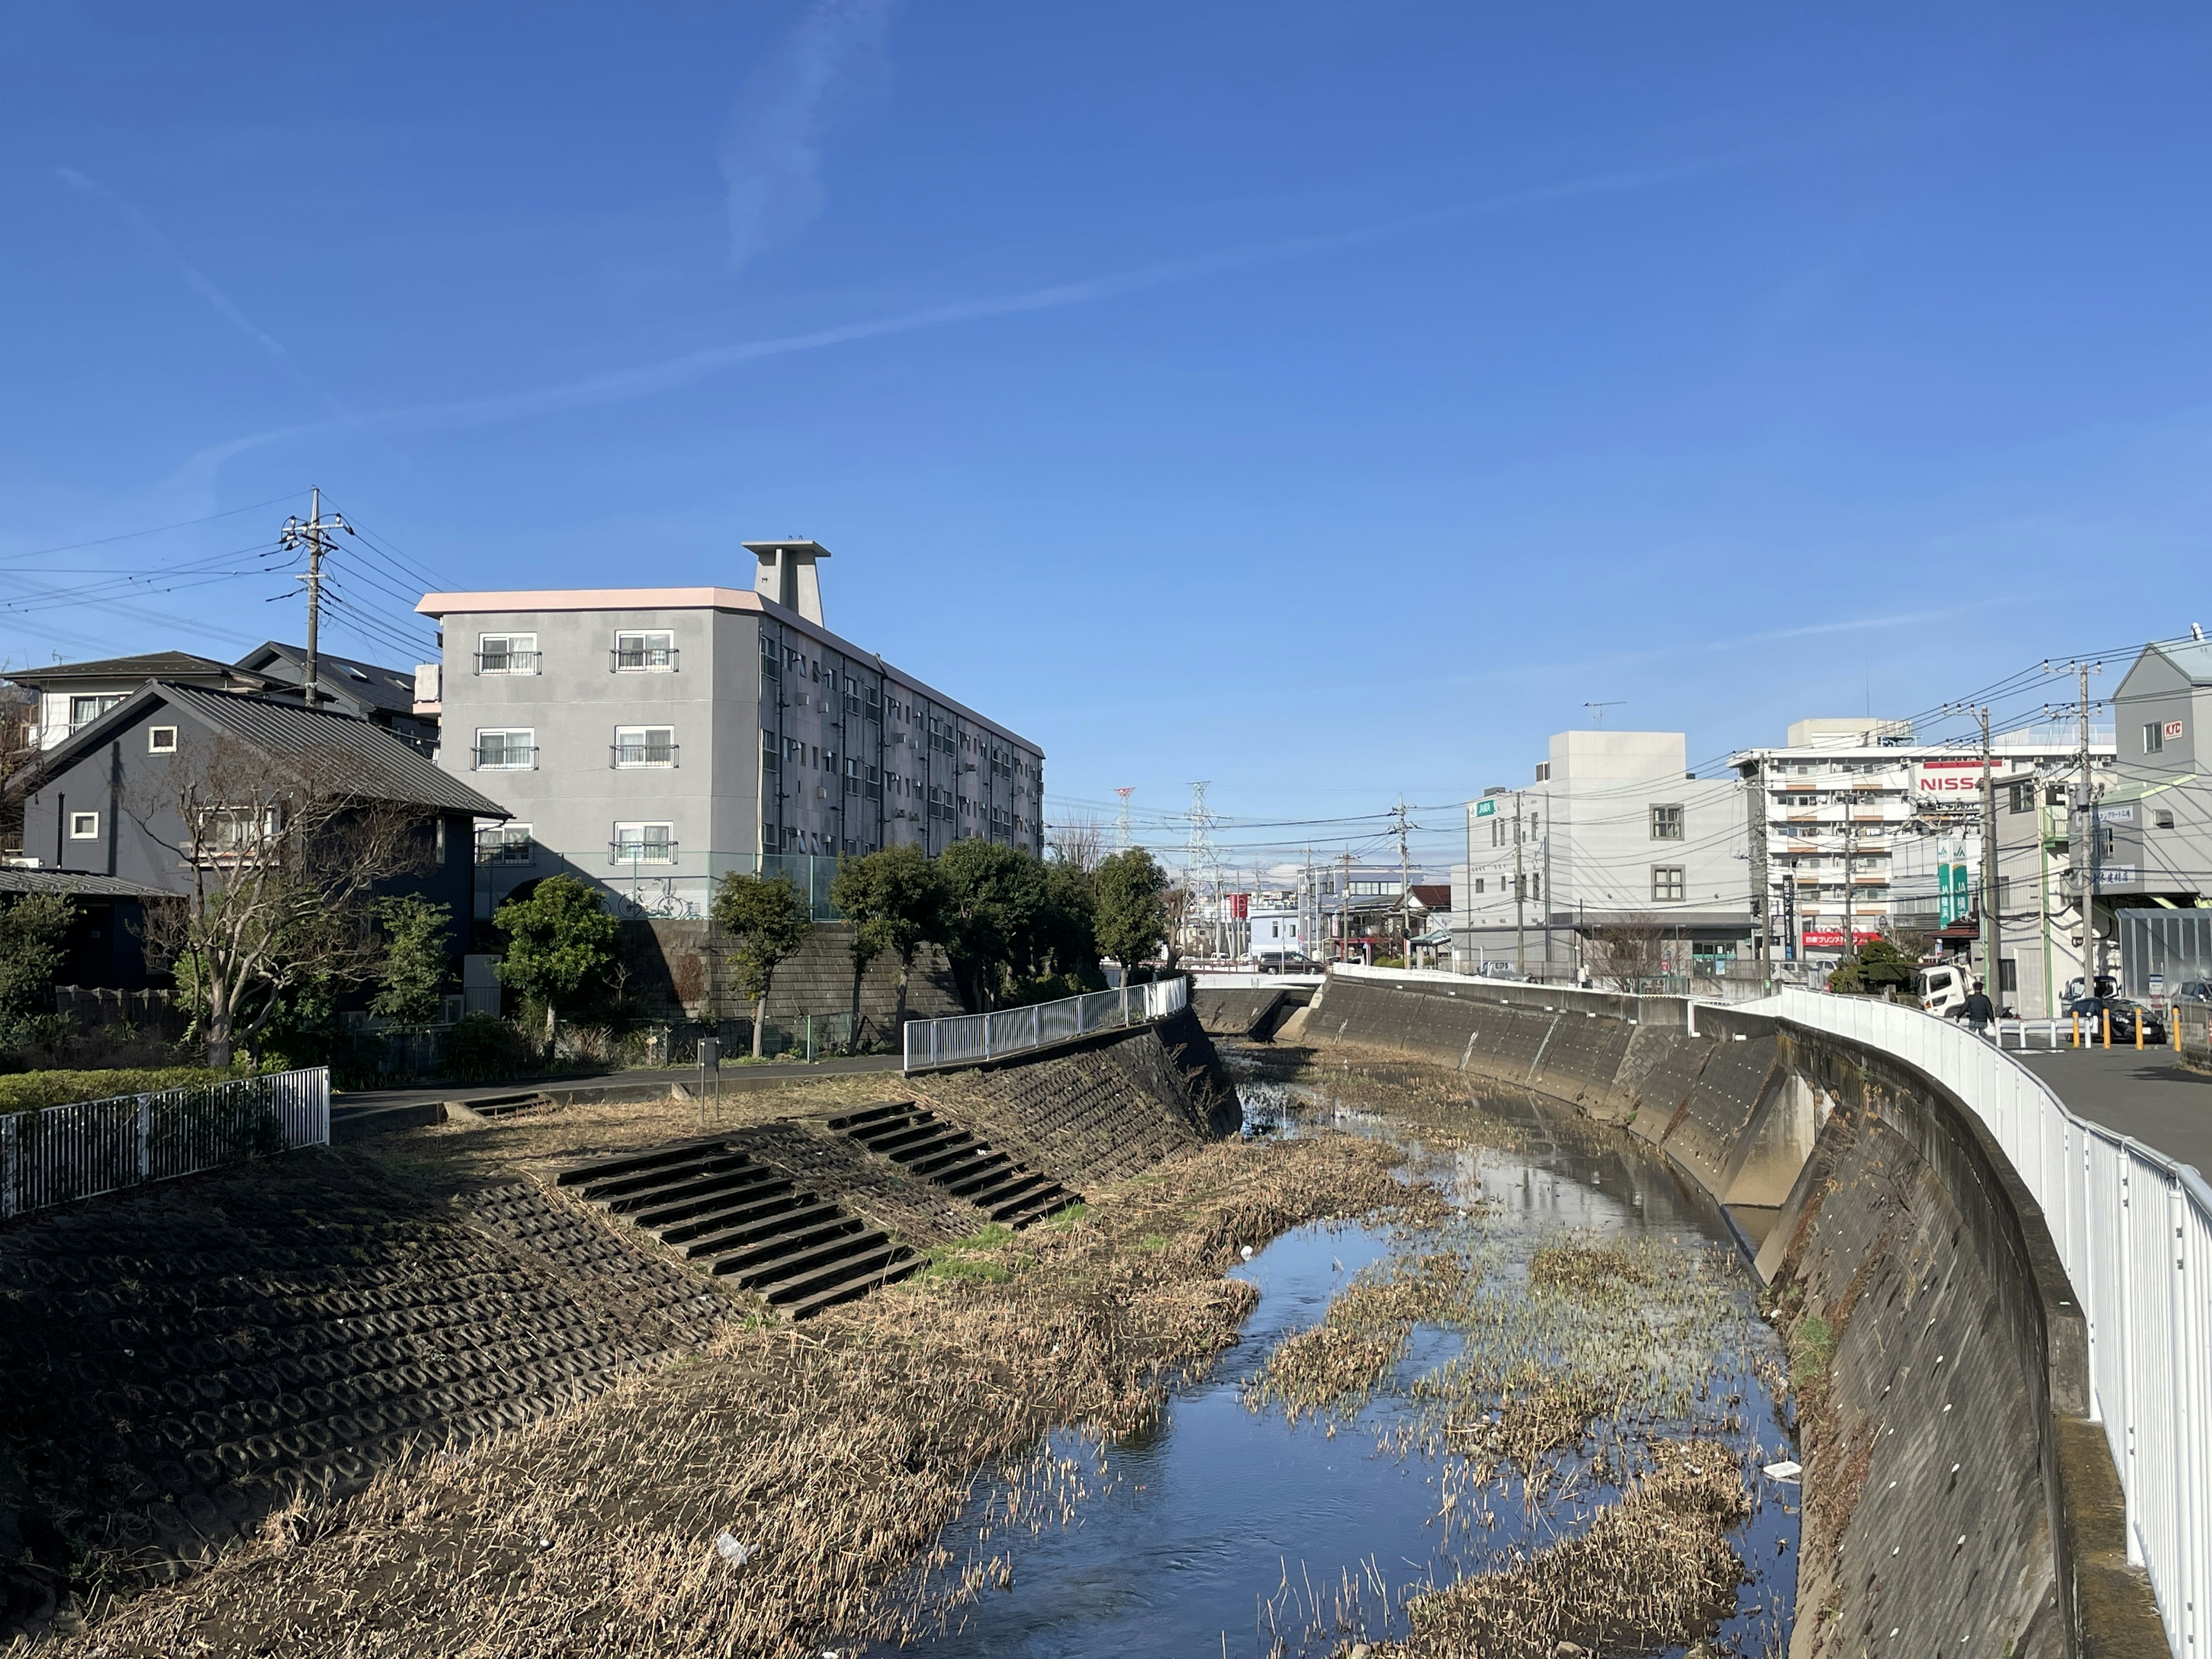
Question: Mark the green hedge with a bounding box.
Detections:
[0,1066,248,1115]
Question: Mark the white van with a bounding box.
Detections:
[1919,962,1970,1017]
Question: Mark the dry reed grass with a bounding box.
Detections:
[51,1132,1420,1659]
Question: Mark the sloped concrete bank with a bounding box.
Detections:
[1294,968,2163,1659]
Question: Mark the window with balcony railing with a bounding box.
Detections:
[473,729,537,769]
[476,825,535,865]
[611,726,677,768]
[612,631,677,672]
[610,823,676,864]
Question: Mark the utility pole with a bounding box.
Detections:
[1979,706,2002,999]
[1744,759,1770,978]
[278,487,349,709]
[1387,797,1418,963]
[1339,849,1353,964]
[1513,791,1525,974]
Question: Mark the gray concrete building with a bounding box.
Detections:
[1452,729,1752,978]
[419,541,1046,921]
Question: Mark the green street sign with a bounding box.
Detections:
[1475,798,1497,817]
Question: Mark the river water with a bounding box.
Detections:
[903,1060,1799,1657]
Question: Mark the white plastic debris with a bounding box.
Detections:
[713,1531,755,1566]
[1762,1460,1803,1483]
[1239,1245,1254,1260]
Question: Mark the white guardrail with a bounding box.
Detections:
[903,978,1189,1072]
[0,1067,331,1222]
[1776,988,2207,1657]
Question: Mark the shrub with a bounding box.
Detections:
[0,1065,243,1114]
[443,1012,531,1084]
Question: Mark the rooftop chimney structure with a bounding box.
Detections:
[745,539,830,627]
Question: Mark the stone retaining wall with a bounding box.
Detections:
[1293,968,2161,1659]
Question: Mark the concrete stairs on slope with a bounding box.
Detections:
[827,1102,1080,1228]
[555,1141,918,1319]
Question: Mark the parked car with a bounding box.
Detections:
[2066,996,2168,1044]
[2171,980,2212,1004]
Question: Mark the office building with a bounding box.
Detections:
[419,540,1046,919]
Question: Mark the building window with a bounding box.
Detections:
[612,726,676,767]
[612,630,677,672]
[1650,804,1684,840]
[69,694,123,729]
[611,822,676,865]
[473,729,536,769]
[1472,877,1484,894]
[474,633,540,675]
[148,725,178,754]
[2009,781,2035,814]
[2143,721,2164,755]
[1652,865,1685,903]
[69,810,99,839]
[1999,957,2018,994]
[478,824,534,865]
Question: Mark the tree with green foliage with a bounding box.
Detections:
[369,896,453,1025]
[1827,936,1919,997]
[0,891,74,1027]
[828,844,948,1039]
[1093,848,1168,980]
[713,870,815,1057]
[937,840,1046,1012]
[494,876,619,1036]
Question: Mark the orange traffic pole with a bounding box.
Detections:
[2102,1007,2112,1049]
[2136,1013,2145,1051]
[2175,1017,2184,1054]
[2073,1012,2082,1048]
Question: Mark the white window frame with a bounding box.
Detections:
[69,810,100,840]
[473,728,537,770]
[612,821,676,865]
[612,725,676,768]
[478,824,535,865]
[147,725,179,754]
[69,694,123,729]
[2143,721,2164,755]
[475,632,540,675]
[613,630,677,673]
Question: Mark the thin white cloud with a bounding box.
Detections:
[721,0,897,274]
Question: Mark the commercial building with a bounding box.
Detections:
[1452,730,1752,979]
[419,540,1046,920]
[1730,717,2107,968]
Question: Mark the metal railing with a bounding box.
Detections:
[0,1067,330,1222]
[1776,988,2206,1657]
[610,645,679,672]
[610,741,679,768]
[903,977,1189,1071]
[471,650,541,675]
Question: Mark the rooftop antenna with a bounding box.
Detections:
[1584,700,1625,727]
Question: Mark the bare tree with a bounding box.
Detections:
[130,730,435,1067]
[1047,816,1107,874]
[1159,882,1195,971]
[0,682,46,859]
[1582,914,1677,991]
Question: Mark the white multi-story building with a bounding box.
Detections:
[1729,717,2111,965]
[419,540,1045,919]
[1452,729,1751,978]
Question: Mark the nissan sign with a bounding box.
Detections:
[1913,758,2001,795]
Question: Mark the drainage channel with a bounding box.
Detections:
[828,1101,1081,1228]
[555,1141,918,1318]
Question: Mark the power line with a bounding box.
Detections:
[0,490,307,565]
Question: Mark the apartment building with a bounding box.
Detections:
[1731,717,2107,964]
[419,540,1046,919]
[1451,729,1751,976]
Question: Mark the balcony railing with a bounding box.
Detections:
[611,646,679,672]
[472,650,541,675]
[472,743,538,769]
[610,742,679,768]
[609,839,677,865]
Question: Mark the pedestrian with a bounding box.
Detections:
[1961,981,1997,1041]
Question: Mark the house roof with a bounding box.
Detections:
[1408,884,1453,909]
[3,651,270,690]
[234,642,421,718]
[0,868,171,899]
[2144,639,2212,687]
[21,683,507,818]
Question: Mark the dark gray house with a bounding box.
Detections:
[7,683,505,990]
[232,641,438,751]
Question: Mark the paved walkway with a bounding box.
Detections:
[333,1053,902,1114]
[2016,1049,2212,1179]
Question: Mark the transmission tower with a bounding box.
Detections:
[1115,786,1134,849]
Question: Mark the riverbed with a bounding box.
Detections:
[903,1053,1799,1657]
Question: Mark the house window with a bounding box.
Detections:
[147,725,178,754]
[474,632,540,675]
[612,726,676,768]
[473,729,536,769]
[478,824,535,865]
[2143,721,2164,755]
[1650,804,1684,840]
[612,630,676,672]
[1472,878,1484,894]
[2009,781,2035,814]
[1652,865,1685,902]
[69,810,99,839]
[69,694,123,729]
[611,822,676,865]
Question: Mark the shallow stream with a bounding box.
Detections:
[904,1060,1799,1657]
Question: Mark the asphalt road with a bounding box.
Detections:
[2016,1048,2212,1180]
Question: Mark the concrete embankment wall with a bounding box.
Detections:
[1190,984,1314,1041]
[1293,969,2161,1659]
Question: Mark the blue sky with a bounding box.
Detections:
[3,4,2209,873]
